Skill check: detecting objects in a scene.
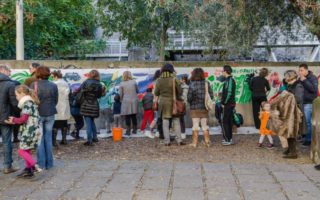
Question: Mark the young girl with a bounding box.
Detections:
[257,102,274,149]
[6,85,42,178]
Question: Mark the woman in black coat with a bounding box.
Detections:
[249,68,271,129]
[79,70,104,146]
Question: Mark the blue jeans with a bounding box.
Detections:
[0,125,13,169]
[304,104,313,142]
[37,115,55,169]
[84,117,97,142]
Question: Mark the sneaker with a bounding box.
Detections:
[266,144,274,149]
[33,164,43,174]
[302,141,311,146]
[257,143,263,148]
[17,168,29,178]
[22,168,34,179]
[83,141,94,146]
[92,138,99,143]
[3,166,19,174]
[145,131,155,139]
[181,133,186,140]
[222,139,233,146]
[155,132,160,138]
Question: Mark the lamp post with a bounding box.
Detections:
[16,0,24,60]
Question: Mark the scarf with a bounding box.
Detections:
[18,95,34,109]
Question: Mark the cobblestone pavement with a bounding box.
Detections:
[1,160,320,200]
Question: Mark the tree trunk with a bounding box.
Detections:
[159,25,167,62]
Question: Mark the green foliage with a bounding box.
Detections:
[97,0,195,60]
[0,0,105,59]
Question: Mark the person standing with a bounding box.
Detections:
[298,64,318,146]
[180,76,189,139]
[188,68,214,147]
[24,62,40,87]
[52,70,71,146]
[0,65,19,174]
[249,68,270,129]
[70,87,84,139]
[140,87,155,138]
[154,63,185,146]
[119,71,139,136]
[79,70,104,146]
[221,65,236,146]
[30,66,58,170]
[284,70,304,158]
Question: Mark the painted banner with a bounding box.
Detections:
[10,66,320,110]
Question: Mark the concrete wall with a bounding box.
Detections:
[2,60,320,128]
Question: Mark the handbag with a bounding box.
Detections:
[172,78,186,117]
[205,81,214,111]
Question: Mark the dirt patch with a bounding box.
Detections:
[53,134,312,164]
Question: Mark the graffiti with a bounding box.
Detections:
[9,66,320,109]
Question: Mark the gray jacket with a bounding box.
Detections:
[0,73,18,124]
[31,80,58,117]
[119,80,139,115]
[142,92,154,110]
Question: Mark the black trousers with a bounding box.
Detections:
[252,96,267,129]
[125,114,137,129]
[179,116,185,134]
[222,104,235,141]
[73,115,84,131]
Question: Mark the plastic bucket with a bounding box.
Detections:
[112,128,123,142]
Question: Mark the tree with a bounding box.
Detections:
[289,0,320,39]
[97,0,195,61]
[0,0,105,59]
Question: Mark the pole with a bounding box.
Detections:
[16,0,24,60]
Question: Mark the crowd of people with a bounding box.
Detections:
[0,62,319,179]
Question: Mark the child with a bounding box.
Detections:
[257,102,274,149]
[6,85,42,178]
[140,88,155,138]
[113,94,122,128]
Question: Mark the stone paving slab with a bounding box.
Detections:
[0,160,320,200]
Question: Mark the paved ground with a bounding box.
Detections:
[0,160,320,200]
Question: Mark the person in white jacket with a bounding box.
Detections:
[51,70,71,146]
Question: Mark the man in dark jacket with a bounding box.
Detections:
[0,65,19,174]
[299,63,319,146]
[221,65,236,146]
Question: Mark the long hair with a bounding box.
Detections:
[15,85,40,105]
[122,71,133,81]
[191,68,205,81]
[88,70,100,81]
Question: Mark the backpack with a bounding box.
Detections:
[233,110,244,127]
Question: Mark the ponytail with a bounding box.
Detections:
[15,85,40,105]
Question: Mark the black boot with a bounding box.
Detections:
[282,148,290,155]
[52,129,58,147]
[17,168,34,179]
[283,138,298,159]
[60,128,68,145]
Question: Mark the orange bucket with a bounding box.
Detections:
[112,128,123,142]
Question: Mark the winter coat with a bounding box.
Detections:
[221,76,236,106]
[16,96,41,150]
[142,92,154,110]
[287,81,307,135]
[188,80,214,118]
[31,80,58,117]
[80,79,103,118]
[119,80,139,115]
[54,79,71,121]
[250,76,270,97]
[300,71,318,104]
[154,72,182,118]
[270,92,303,139]
[0,73,19,124]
